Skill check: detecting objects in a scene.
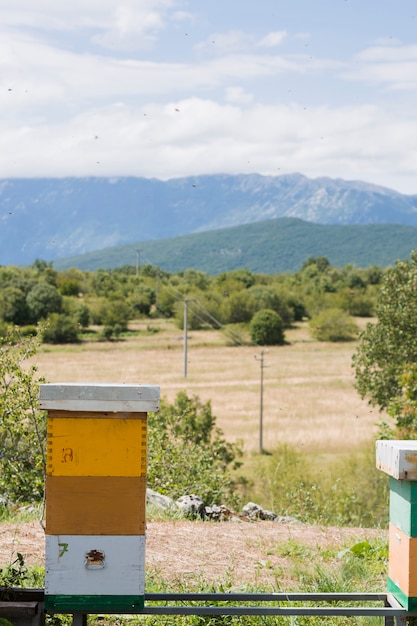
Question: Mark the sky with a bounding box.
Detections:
[1,0,417,194]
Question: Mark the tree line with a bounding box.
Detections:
[0,256,383,345]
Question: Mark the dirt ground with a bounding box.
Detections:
[0,520,387,588]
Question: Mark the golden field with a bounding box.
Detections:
[29,318,383,457]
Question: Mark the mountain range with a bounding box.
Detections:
[1,173,417,270]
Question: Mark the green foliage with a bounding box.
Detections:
[26,282,62,322]
[247,286,294,327]
[0,286,30,324]
[254,442,388,527]
[0,553,44,595]
[353,251,417,436]
[220,290,257,324]
[0,328,46,502]
[309,308,358,342]
[99,300,131,330]
[346,292,374,317]
[129,285,155,316]
[77,303,90,328]
[385,363,417,438]
[147,391,243,506]
[301,256,331,272]
[249,309,285,345]
[42,313,80,344]
[0,553,29,590]
[0,257,380,351]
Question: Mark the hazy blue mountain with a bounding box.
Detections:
[1,173,417,266]
[54,218,417,275]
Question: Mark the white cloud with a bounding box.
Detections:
[0,0,176,50]
[225,87,254,105]
[0,1,417,196]
[343,44,417,90]
[194,30,255,55]
[0,97,416,194]
[258,31,287,48]
[92,3,171,51]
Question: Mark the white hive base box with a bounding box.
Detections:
[39,382,160,412]
[376,440,417,480]
[45,535,146,596]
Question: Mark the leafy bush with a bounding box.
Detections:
[77,303,90,328]
[42,313,80,344]
[249,309,285,345]
[147,391,243,506]
[26,282,62,322]
[0,327,46,502]
[99,300,131,331]
[309,308,358,341]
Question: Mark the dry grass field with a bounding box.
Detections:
[29,318,384,458]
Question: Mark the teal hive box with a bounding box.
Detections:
[389,477,417,537]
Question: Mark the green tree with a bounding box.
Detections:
[0,286,29,325]
[129,285,155,316]
[248,285,294,327]
[353,251,417,436]
[220,290,257,324]
[42,313,80,344]
[26,282,62,322]
[249,309,285,345]
[77,304,90,328]
[0,327,46,502]
[99,300,131,331]
[301,256,331,273]
[309,308,358,342]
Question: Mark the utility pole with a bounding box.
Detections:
[155,271,159,311]
[136,249,141,277]
[255,350,267,454]
[183,299,189,378]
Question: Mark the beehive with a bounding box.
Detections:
[40,383,159,613]
[376,440,417,610]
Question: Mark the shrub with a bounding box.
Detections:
[26,282,62,322]
[309,308,358,342]
[42,313,79,343]
[77,304,90,328]
[99,301,131,331]
[249,309,285,345]
[0,327,46,502]
[147,391,243,506]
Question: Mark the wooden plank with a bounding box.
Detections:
[45,476,146,535]
[40,383,160,413]
[0,602,38,615]
[47,417,147,477]
[45,535,145,597]
[388,523,417,596]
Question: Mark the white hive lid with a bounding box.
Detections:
[376,440,417,480]
[39,383,160,412]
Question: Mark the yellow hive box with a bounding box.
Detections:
[47,413,147,477]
